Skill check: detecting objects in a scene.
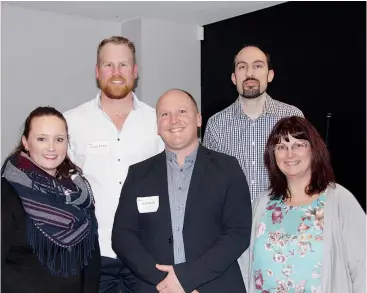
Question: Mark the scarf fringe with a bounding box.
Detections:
[27,217,96,277]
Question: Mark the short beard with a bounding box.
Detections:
[241,87,262,99]
[240,78,265,99]
[98,78,136,100]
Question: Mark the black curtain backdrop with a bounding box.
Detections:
[201,1,366,210]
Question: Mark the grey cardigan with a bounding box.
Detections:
[238,183,366,293]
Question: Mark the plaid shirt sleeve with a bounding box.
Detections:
[203,117,219,151]
[295,108,304,118]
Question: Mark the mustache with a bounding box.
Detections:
[108,76,126,82]
[243,77,260,83]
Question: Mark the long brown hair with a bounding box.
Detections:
[264,116,335,200]
[8,106,82,178]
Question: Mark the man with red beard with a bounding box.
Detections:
[203,45,304,202]
[64,36,164,293]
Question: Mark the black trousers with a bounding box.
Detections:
[99,257,136,293]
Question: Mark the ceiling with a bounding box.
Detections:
[4,1,284,25]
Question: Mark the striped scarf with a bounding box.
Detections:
[1,153,98,277]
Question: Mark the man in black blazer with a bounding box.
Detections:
[112,89,252,293]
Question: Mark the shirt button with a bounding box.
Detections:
[251,180,255,184]
[118,159,121,162]
[117,138,120,141]
[252,141,255,146]
[180,169,183,172]
[119,181,122,185]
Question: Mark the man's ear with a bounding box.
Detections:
[231,72,237,85]
[267,69,275,83]
[133,64,138,79]
[196,113,202,128]
[95,64,100,79]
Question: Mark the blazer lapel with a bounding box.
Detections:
[152,152,172,230]
[184,145,211,218]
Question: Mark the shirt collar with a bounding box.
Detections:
[95,90,140,110]
[234,93,278,117]
[165,143,199,165]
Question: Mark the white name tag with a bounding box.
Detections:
[87,141,110,155]
[137,196,159,213]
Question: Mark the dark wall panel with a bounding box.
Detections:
[201,1,366,209]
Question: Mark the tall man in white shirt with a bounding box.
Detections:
[64,36,164,293]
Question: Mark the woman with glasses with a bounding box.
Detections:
[240,116,365,293]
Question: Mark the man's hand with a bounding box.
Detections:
[156,264,199,293]
[156,264,185,293]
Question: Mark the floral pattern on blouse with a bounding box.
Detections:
[252,193,326,293]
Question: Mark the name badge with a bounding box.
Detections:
[87,141,110,155]
[137,196,159,213]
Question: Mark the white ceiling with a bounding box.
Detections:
[4,1,284,25]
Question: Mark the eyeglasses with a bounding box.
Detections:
[274,141,309,153]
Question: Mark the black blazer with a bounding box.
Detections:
[112,145,252,293]
[1,177,101,293]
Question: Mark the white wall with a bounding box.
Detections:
[119,17,201,109]
[120,17,142,98]
[140,18,201,110]
[1,4,121,159]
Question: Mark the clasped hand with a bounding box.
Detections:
[156,264,199,293]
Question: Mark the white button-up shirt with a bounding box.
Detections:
[64,91,164,258]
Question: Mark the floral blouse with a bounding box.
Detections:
[252,193,326,293]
